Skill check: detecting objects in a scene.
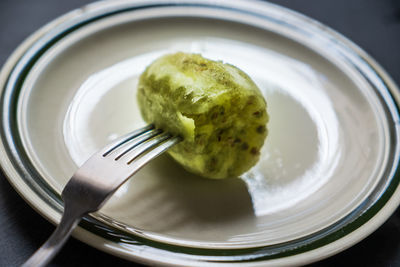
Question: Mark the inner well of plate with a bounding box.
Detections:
[17,16,388,248]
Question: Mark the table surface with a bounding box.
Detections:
[1,0,400,266]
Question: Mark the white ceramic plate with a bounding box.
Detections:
[1,0,400,266]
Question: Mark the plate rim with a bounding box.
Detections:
[1,0,400,266]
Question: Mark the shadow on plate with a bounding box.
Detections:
[102,154,256,236]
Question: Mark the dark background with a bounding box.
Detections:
[1,0,400,266]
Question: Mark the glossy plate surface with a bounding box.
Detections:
[1,0,400,266]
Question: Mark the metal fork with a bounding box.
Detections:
[22,124,181,267]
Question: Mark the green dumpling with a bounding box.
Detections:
[137,52,268,179]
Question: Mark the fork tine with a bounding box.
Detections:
[123,132,172,164]
[127,136,182,170]
[112,128,163,160]
[101,124,154,156]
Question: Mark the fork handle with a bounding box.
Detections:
[22,204,86,267]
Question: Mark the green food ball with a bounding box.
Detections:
[137,52,268,179]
